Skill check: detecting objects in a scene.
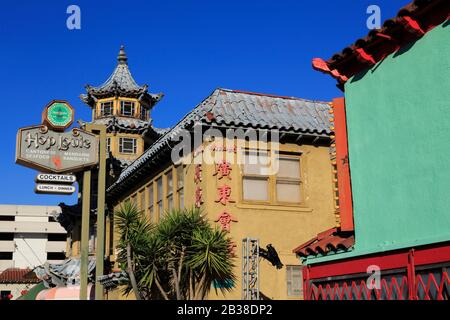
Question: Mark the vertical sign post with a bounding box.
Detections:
[79,170,91,300]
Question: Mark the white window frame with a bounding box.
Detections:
[119,137,137,154]
[100,101,114,117]
[120,101,135,117]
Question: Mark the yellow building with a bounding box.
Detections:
[63,47,338,300]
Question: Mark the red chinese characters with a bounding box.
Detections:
[195,186,203,208]
[194,164,202,183]
[215,184,234,205]
[213,160,232,180]
[215,210,238,232]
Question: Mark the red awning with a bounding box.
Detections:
[293,228,354,257]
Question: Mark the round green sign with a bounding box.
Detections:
[47,102,73,128]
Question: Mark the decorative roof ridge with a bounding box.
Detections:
[217,88,330,105]
[312,0,450,87]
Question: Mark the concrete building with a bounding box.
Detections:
[0,205,67,270]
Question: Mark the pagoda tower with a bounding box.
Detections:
[80,46,165,168]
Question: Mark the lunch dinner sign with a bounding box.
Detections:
[16,100,99,174]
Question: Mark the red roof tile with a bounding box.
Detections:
[313,0,450,87]
[0,268,40,284]
[293,228,355,257]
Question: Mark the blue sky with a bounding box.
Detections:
[0,0,406,205]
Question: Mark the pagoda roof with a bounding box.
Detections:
[81,46,164,106]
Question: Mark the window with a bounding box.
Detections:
[130,194,137,206]
[0,216,15,221]
[139,189,146,212]
[140,106,148,121]
[100,101,113,117]
[287,265,303,297]
[276,156,301,203]
[241,150,302,204]
[242,150,269,201]
[0,233,14,241]
[156,177,163,219]
[1,290,12,300]
[47,234,66,241]
[176,165,184,209]
[47,252,66,260]
[120,101,135,116]
[148,184,154,223]
[166,170,173,212]
[106,138,111,153]
[119,138,137,154]
[0,252,13,260]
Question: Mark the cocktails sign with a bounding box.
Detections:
[16,125,98,173]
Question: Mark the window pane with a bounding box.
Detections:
[179,189,184,209]
[158,202,163,219]
[148,185,153,208]
[168,195,173,212]
[166,171,173,195]
[243,150,269,175]
[156,177,162,201]
[176,166,184,189]
[287,266,303,297]
[140,191,145,211]
[243,177,268,201]
[119,138,136,154]
[140,107,148,120]
[277,157,300,178]
[276,181,301,203]
[120,101,135,116]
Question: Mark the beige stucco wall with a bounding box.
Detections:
[107,138,337,300]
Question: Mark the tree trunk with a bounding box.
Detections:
[194,272,207,300]
[155,277,170,300]
[126,243,141,300]
[189,269,195,300]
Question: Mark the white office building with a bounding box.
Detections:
[0,205,67,271]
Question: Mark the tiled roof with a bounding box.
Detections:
[293,228,354,258]
[107,88,332,196]
[313,0,450,86]
[206,89,331,134]
[0,268,40,284]
[34,257,96,286]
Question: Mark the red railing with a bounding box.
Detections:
[307,269,449,300]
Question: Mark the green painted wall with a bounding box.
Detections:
[307,21,450,264]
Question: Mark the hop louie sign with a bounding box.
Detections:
[16,100,99,176]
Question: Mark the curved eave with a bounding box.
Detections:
[312,0,450,86]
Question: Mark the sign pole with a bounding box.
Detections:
[80,169,91,300]
[87,124,107,300]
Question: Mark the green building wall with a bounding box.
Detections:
[307,21,450,264]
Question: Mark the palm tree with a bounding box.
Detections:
[114,201,152,300]
[114,205,236,300]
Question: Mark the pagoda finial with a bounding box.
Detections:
[118,45,128,65]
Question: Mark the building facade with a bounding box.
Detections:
[296,0,450,300]
[62,46,340,300]
[0,205,66,271]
